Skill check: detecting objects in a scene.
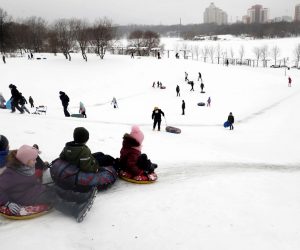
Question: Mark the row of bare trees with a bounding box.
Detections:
[128,30,160,56]
[0,8,117,61]
[175,43,300,68]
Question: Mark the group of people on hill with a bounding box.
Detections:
[0,124,158,220]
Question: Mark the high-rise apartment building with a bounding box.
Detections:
[247,5,269,23]
[295,4,300,21]
[203,2,228,25]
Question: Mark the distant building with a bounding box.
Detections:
[203,2,228,25]
[242,15,251,24]
[247,5,269,23]
[295,4,300,21]
[272,16,293,22]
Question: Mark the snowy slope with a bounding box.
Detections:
[1,42,300,250]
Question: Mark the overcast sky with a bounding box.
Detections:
[1,0,299,25]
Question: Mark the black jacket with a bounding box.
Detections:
[228,114,234,124]
[152,109,165,121]
[10,86,21,101]
[60,92,70,106]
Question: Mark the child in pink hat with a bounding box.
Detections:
[118,125,157,181]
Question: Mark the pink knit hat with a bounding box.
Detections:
[130,125,144,145]
[16,145,39,165]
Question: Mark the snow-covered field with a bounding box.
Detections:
[1,36,300,250]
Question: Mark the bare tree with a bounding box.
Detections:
[47,30,59,55]
[0,8,12,53]
[260,45,269,67]
[71,18,89,61]
[230,47,234,59]
[143,30,160,55]
[193,45,200,60]
[253,47,261,67]
[270,45,280,66]
[24,16,47,53]
[238,45,245,64]
[201,46,209,62]
[208,45,215,63]
[293,43,300,68]
[216,43,222,64]
[91,18,115,59]
[128,30,143,56]
[53,19,76,60]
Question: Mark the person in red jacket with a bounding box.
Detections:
[118,125,157,181]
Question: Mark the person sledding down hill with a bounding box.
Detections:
[118,125,158,181]
[51,127,117,192]
[0,145,96,221]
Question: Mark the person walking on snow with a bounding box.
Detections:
[288,76,292,87]
[198,72,202,82]
[9,84,24,114]
[19,93,30,114]
[28,96,34,108]
[185,72,188,82]
[176,85,180,97]
[152,107,165,131]
[59,91,70,117]
[207,97,211,107]
[200,82,205,93]
[111,97,118,108]
[182,100,185,115]
[189,81,194,91]
[227,112,234,130]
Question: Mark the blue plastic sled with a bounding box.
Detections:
[223,121,230,128]
[5,100,11,110]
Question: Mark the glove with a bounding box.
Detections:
[147,172,157,181]
[5,202,21,215]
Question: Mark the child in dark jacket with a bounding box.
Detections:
[60,127,100,173]
[119,125,157,181]
[0,145,96,220]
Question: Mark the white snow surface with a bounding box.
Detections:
[1,38,300,250]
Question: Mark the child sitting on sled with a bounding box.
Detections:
[0,145,96,221]
[118,125,157,181]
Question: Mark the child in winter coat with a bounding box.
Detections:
[0,92,6,109]
[0,145,96,220]
[119,125,157,181]
[79,102,87,118]
[0,135,9,173]
[59,127,100,173]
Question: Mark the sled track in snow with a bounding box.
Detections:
[106,162,300,194]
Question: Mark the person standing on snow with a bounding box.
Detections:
[28,96,34,108]
[288,76,292,87]
[59,91,70,117]
[176,85,180,97]
[182,100,185,115]
[189,81,194,91]
[200,82,205,93]
[227,112,234,130]
[152,107,165,131]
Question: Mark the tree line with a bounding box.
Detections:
[0,8,161,61]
